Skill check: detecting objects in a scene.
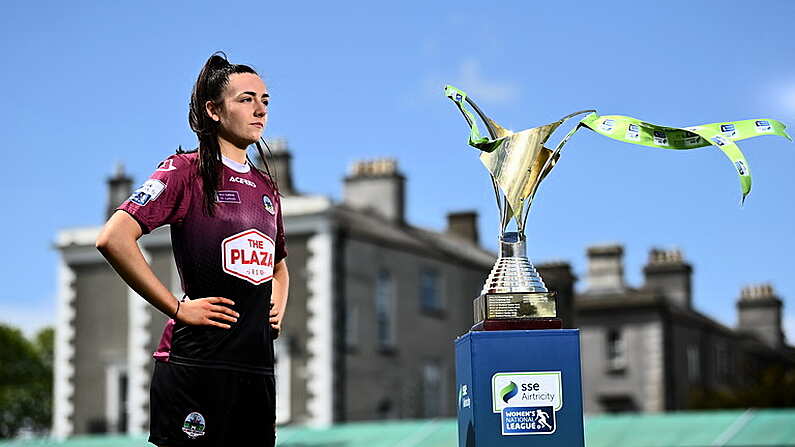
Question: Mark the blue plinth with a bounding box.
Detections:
[455,329,584,447]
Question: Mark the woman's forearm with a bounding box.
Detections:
[271,260,289,317]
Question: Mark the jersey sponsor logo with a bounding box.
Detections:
[129,179,165,206]
[216,190,241,204]
[182,411,206,439]
[229,176,257,188]
[222,229,275,285]
[262,194,275,215]
[156,159,177,172]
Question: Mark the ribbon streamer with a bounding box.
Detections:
[445,85,791,215]
[579,114,791,204]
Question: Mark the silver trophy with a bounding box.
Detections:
[445,85,592,330]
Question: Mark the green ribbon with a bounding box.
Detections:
[579,114,791,203]
[445,85,791,206]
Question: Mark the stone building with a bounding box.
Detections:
[52,142,499,437]
[576,244,795,414]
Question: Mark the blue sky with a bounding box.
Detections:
[1,1,794,339]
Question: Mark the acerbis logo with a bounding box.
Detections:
[229,176,257,188]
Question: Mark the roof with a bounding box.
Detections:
[7,410,795,446]
[331,204,495,269]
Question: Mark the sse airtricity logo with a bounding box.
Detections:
[493,371,562,436]
[500,382,518,403]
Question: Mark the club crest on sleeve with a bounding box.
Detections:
[129,179,165,206]
[262,194,275,215]
[156,159,177,172]
[182,411,206,439]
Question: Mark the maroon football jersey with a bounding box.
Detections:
[119,152,286,375]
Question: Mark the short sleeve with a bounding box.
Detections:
[274,191,288,262]
[117,155,192,234]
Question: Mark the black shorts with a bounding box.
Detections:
[148,361,276,446]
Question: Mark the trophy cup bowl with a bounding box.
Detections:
[444,85,592,331]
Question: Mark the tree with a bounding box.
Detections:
[0,324,53,438]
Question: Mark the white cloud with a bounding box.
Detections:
[454,59,520,104]
[404,59,521,109]
[0,296,55,337]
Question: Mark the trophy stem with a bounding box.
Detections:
[473,231,561,331]
[480,232,548,295]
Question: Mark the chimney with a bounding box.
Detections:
[585,244,626,294]
[107,163,132,219]
[257,138,296,195]
[343,158,405,223]
[446,211,479,244]
[643,248,693,308]
[536,261,577,328]
[737,283,785,348]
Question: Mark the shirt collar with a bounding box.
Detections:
[221,153,250,173]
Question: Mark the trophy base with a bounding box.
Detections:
[471,318,563,331]
[473,292,560,331]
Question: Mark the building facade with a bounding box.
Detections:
[576,245,795,414]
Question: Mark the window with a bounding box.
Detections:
[687,345,700,382]
[345,304,359,349]
[420,268,443,312]
[422,361,443,417]
[375,270,395,349]
[606,329,627,373]
[715,344,728,382]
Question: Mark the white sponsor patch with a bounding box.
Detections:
[129,179,165,206]
[222,229,275,285]
[599,118,616,134]
[492,371,562,413]
[625,123,640,141]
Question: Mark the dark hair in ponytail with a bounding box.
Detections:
[188,52,277,216]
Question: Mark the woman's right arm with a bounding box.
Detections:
[96,210,239,329]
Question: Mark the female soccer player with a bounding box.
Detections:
[96,53,288,446]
